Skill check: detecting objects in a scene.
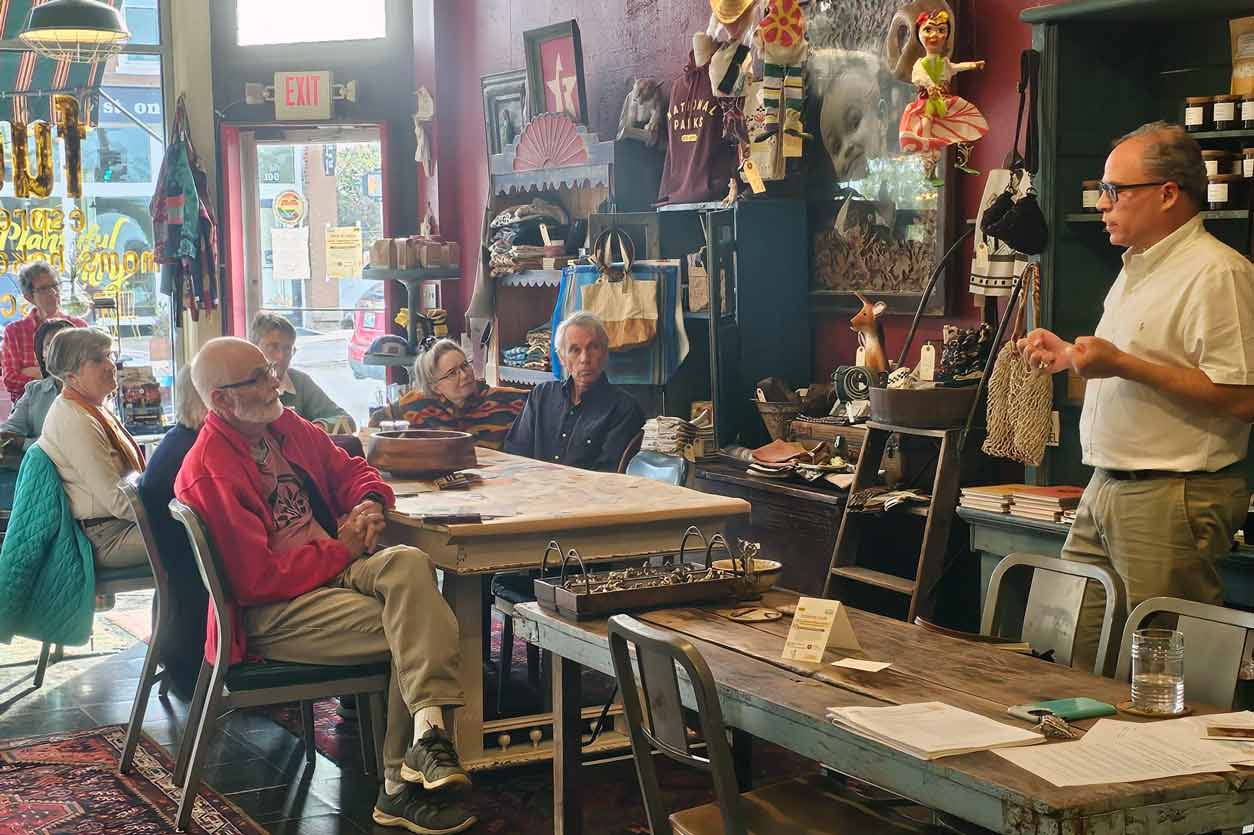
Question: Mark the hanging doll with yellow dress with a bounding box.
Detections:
[898,9,987,184]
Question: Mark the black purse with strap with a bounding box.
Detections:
[982,49,1047,255]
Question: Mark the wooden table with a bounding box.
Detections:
[382,448,750,771]
[514,590,1254,835]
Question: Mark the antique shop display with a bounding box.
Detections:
[523,20,588,123]
[849,291,889,374]
[617,79,668,146]
[747,0,809,180]
[897,8,987,182]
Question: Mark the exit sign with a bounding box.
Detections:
[274,71,333,120]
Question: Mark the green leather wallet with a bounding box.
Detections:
[1007,697,1117,722]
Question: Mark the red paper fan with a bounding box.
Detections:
[512,113,590,172]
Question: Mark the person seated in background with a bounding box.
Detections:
[250,312,356,432]
[136,366,209,695]
[2,261,88,403]
[505,311,644,471]
[176,337,475,834]
[371,338,524,449]
[0,319,78,448]
[39,327,147,568]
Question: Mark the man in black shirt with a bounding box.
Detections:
[505,312,645,471]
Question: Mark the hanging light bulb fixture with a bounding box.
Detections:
[19,0,131,64]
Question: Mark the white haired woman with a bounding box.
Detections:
[504,312,644,471]
[372,338,525,449]
[38,327,147,567]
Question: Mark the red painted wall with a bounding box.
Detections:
[436,0,1041,378]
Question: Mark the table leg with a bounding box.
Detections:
[444,573,486,765]
[731,727,753,791]
[552,649,583,835]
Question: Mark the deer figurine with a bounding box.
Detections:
[850,291,889,375]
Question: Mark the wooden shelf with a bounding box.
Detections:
[364,352,415,368]
[362,266,461,282]
[497,269,563,288]
[499,366,555,386]
[1187,129,1254,140]
[829,566,915,596]
[1065,210,1249,223]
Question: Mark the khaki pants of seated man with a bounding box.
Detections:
[243,545,463,779]
[84,518,149,568]
[1061,466,1247,676]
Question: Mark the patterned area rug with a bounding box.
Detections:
[0,724,267,835]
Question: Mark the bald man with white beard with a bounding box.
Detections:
[176,337,476,834]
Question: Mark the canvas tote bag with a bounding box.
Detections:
[580,229,659,351]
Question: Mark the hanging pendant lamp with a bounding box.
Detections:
[19,0,131,63]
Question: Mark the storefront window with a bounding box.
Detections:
[236,0,387,46]
[0,20,172,422]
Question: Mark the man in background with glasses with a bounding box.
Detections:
[1021,121,1254,674]
[1,260,87,403]
[177,337,476,834]
[251,312,355,433]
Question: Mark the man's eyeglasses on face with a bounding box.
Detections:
[434,361,474,385]
[218,363,280,391]
[1098,181,1168,204]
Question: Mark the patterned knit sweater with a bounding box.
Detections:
[386,382,526,450]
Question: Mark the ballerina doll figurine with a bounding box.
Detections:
[898,9,988,183]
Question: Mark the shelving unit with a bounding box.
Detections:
[1064,210,1250,222]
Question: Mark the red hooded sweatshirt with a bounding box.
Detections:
[174,408,395,666]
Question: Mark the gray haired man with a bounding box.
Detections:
[1021,122,1254,673]
[504,311,645,471]
[250,312,355,432]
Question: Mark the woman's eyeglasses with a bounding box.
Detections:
[218,363,280,390]
[433,361,474,385]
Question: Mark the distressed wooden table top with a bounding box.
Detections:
[515,590,1252,833]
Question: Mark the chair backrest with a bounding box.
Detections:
[118,471,171,602]
[607,614,747,835]
[1115,596,1254,710]
[625,450,690,486]
[617,430,646,474]
[980,552,1128,676]
[167,499,234,671]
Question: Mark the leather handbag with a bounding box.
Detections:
[581,229,659,351]
[981,50,1047,256]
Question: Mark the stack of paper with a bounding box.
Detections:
[994,711,1254,786]
[959,484,1025,514]
[826,702,1043,760]
[1010,486,1083,523]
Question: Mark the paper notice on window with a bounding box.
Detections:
[272,226,311,281]
[782,597,860,663]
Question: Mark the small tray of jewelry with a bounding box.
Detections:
[533,527,758,620]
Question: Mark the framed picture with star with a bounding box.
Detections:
[523,20,588,125]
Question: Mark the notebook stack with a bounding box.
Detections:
[958,484,1025,514]
[1010,486,1084,523]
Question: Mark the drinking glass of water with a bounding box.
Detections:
[1131,628,1184,714]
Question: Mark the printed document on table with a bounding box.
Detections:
[826,702,1042,760]
[992,714,1254,786]
[1082,713,1254,765]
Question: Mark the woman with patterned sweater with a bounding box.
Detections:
[373,339,525,449]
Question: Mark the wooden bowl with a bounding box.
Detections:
[869,385,979,429]
[366,429,477,477]
[712,558,783,594]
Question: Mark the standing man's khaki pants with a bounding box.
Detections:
[243,545,463,780]
[1062,465,1247,675]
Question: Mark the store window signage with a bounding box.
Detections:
[273,190,308,226]
[275,71,333,120]
[0,208,156,293]
[1,96,87,199]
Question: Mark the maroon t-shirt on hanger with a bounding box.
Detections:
[657,52,736,205]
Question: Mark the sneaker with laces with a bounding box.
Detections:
[401,727,471,790]
[372,785,476,834]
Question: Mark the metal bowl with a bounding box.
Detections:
[366,429,477,478]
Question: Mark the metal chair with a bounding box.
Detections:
[607,614,934,835]
[167,498,391,833]
[625,450,690,486]
[117,473,174,773]
[1115,597,1254,710]
[980,552,1128,675]
[617,429,645,474]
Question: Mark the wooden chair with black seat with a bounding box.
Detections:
[166,498,391,833]
[607,614,937,835]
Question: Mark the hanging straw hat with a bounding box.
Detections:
[710,0,757,25]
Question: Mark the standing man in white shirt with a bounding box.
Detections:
[1021,121,1254,673]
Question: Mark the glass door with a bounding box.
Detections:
[237,125,386,427]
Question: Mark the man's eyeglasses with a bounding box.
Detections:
[218,363,280,390]
[1097,181,1168,204]
[434,361,474,385]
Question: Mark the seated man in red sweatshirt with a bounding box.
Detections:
[175,337,475,835]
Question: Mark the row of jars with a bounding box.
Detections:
[1184,95,1254,131]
